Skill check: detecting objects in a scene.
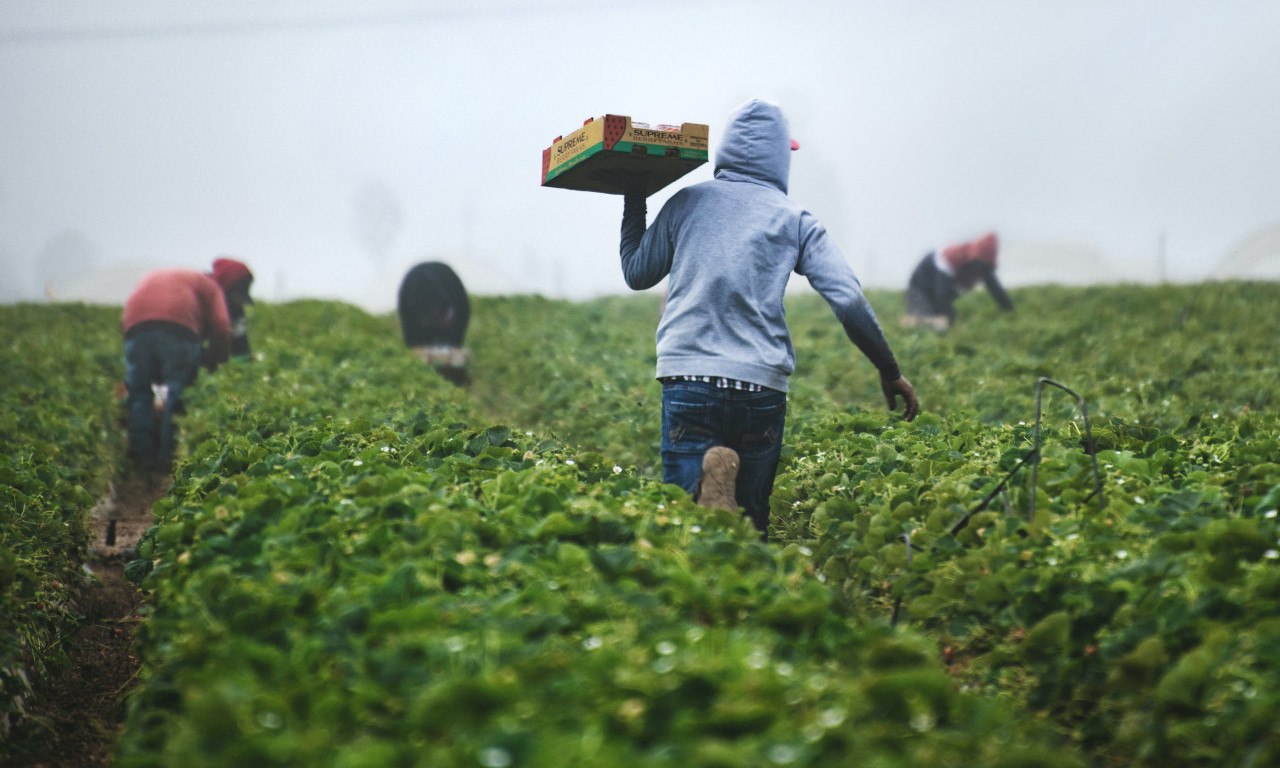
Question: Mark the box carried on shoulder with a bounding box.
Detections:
[541,115,709,196]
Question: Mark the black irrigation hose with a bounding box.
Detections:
[890,530,913,627]
[893,453,1032,627]
[949,448,1039,536]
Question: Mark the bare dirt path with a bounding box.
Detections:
[7,470,169,767]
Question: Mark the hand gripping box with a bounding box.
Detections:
[541,115,709,196]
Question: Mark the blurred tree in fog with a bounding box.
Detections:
[352,180,404,267]
[37,229,99,300]
[0,246,26,303]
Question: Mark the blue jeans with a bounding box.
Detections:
[124,327,202,466]
[660,380,787,537]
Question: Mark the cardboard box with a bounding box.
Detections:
[541,115,709,196]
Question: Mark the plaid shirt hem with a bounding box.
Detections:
[659,375,769,393]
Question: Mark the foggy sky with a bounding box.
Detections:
[3,0,1279,308]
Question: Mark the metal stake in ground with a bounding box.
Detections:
[1028,377,1105,519]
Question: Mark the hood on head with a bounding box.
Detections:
[714,99,793,193]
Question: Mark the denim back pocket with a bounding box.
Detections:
[661,384,722,454]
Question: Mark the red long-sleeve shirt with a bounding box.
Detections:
[121,269,232,362]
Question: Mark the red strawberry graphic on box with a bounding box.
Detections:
[603,115,628,150]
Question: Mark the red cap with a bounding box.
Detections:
[210,257,254,303]
[210,257,251,288]
[790,139,801,151]
[971,232,998,267]
[942,233,999,276]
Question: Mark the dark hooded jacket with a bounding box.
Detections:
[397,262,470,348]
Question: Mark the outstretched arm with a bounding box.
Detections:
[203,334,231,373]
[797,216,918,420]
[984,274,1014,311]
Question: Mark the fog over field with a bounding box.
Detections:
[2,0,1279,310]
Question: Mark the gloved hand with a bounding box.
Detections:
[882,376,920,421]
[201,346,220,374]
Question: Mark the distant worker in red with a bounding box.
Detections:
[903,232,1013,331]
[397,261,471,386]
[120,258,252,470]
[210,257,255,361]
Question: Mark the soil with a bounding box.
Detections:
[6,470,170,768]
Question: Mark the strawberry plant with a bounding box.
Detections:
[1,303,121,735]
[116,300,1079,766]
[4,281,1278,766]
[464,281,1280,766]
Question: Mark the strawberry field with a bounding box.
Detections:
[3,281,1279,766]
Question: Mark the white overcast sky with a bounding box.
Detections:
[2,0,1279,307]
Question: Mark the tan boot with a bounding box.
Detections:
[698,447,740,511]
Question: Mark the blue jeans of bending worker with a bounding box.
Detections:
[660,379,787,537]
[124,327,201,467]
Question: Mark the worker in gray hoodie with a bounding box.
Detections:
[616,98,918,539]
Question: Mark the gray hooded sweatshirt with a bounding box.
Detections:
[619,98,899,392]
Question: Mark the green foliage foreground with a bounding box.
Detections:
[1,303,120,735]
[464,281,1280,766]
[2,282,1277,766]
[116,301,1074,767]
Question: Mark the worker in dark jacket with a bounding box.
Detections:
[903,232,1013,331]
[209,257,255,360]
[121,265,236,470]
[397,261,470,385]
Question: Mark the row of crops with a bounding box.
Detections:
[462,281,1280,765]
[1,304,120,738]
[2,281,1278,765]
